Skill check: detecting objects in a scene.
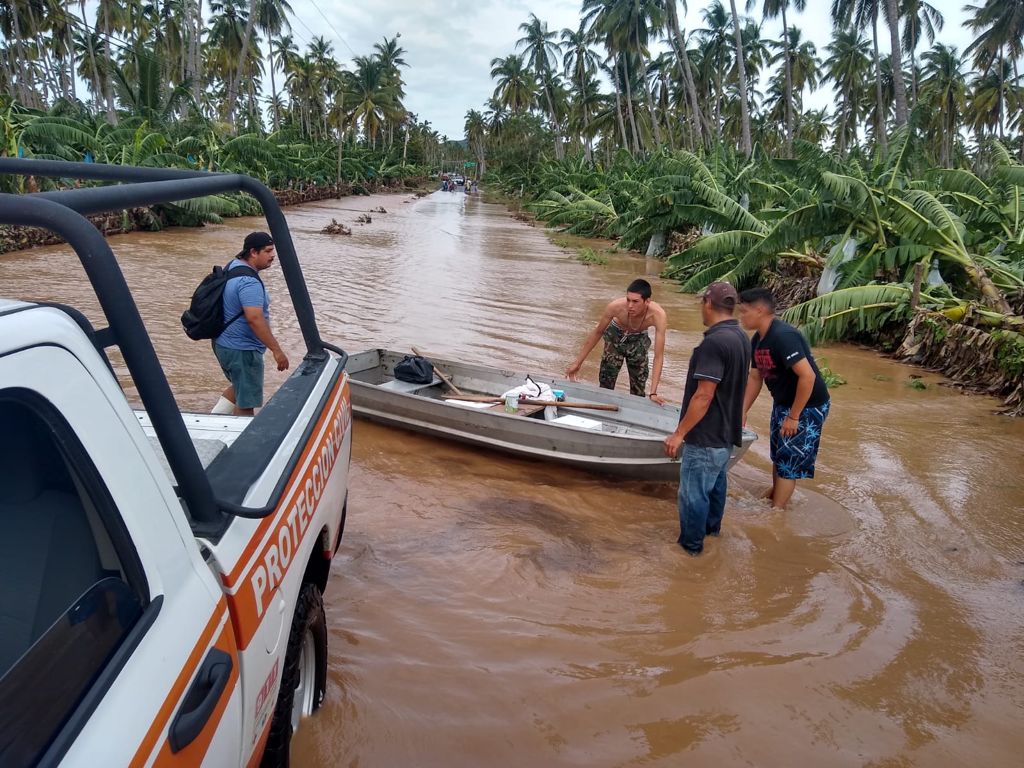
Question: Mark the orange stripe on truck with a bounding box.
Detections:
[150,619,241,767]
[221,377,350,590]
[129,604,229,768]
[226,379,351,650]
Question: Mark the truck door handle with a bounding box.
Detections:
[169,648,234,753]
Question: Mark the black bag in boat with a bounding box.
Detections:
[394,355,434,385]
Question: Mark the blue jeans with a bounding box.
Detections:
[677,444,733,554]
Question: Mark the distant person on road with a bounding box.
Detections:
[565,278,668,403]
[738,287,830,510]
[211,232,290,416]
[663,283,750,556]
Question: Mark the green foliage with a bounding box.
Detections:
[993,332,1024,379]
[782,285,914,345]
[816,358,847,388]
[575,246,607,265]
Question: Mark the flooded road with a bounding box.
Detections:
[3,189,1024,766]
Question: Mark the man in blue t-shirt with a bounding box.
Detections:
[212,231,290,415]
[663,282,750,556]
[739,287,830,510]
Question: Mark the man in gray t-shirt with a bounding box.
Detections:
[663,282,750,555]
[212,232,289,415]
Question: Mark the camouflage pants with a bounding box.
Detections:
[599,325,650,396]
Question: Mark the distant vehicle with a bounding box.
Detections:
[454,174,465,186]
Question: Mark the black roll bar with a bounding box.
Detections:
[0,193,222,530]
[0,157,323,356]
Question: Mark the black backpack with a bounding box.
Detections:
[393,355,434,384]
[181,264,262,341]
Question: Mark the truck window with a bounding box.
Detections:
[0,393,148,767]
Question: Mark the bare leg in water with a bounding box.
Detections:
[770,467,797,510]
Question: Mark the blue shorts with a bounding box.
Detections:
[770,401,830,479]
[214,345,265,409]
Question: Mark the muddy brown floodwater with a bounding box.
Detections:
[3,189,1024,766]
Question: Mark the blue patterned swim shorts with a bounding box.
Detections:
[769,401,830,479]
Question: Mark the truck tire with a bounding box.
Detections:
[260,583,328,768]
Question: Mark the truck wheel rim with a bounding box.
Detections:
[291,629,317,733]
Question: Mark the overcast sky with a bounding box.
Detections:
[283,0,978,139]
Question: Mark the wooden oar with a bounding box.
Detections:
[411,346,464,396]
[443,395,619,412]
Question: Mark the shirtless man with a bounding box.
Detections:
[565,279,669,405]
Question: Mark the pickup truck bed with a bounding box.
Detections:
[136,411,249,476]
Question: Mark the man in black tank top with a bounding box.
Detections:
[739,288,830,510]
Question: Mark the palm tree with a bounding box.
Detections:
[373,35,408,147]
[964,60,1011,142]
[490,54,536,115]
[251,0,292,131]
[95,0,126,121]
[919,43,965,167]
[222,0,262,125]
[517,14,564,158]
[697,1,732,139]
[728,0,753,157]
[899,0,942,106]
[964,0,1024,72]
[269,33,298,128]
[464,108,487,177]
[664,0,708,149]
[762,0,806,156]
[561,23,601,162]
[348,54,397,149]
[965,0,1024,155]
[881,0,908,126]
[767,27,819,137]
[825,27,871,156]
[583,0,666,155]
[832,0,888,155]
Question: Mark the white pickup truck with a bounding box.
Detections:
[0,159,352,768]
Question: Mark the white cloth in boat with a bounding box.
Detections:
[500,379,557,421]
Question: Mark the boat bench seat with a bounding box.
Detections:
[379,376,443,395]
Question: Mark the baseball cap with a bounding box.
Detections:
[237,231,274,259]
[700,281,738,308]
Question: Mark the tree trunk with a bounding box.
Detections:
[578,69,593,164]
[611,69,629,151]
[226,0,259,125]
[9,2,31,106]
[884,0,908,127]
[101,1,118,123]
[1015,57,1024,162]
[27,2,59,103]
[782,4,793,157]
[714,51,723,136]
[871,12,888,157]
[269,50,279,131]
[81,1,103,111]
[621,56,641,155]
[336,118,344,184]
[965,263,1014,314]
[647,83,663,148]
[728,0,752,158]
[191,0,203,110]
[665,2,706,150]
[65,18,77,101]
[542,79,564,160]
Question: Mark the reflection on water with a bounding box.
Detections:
[2,190,1023,766]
